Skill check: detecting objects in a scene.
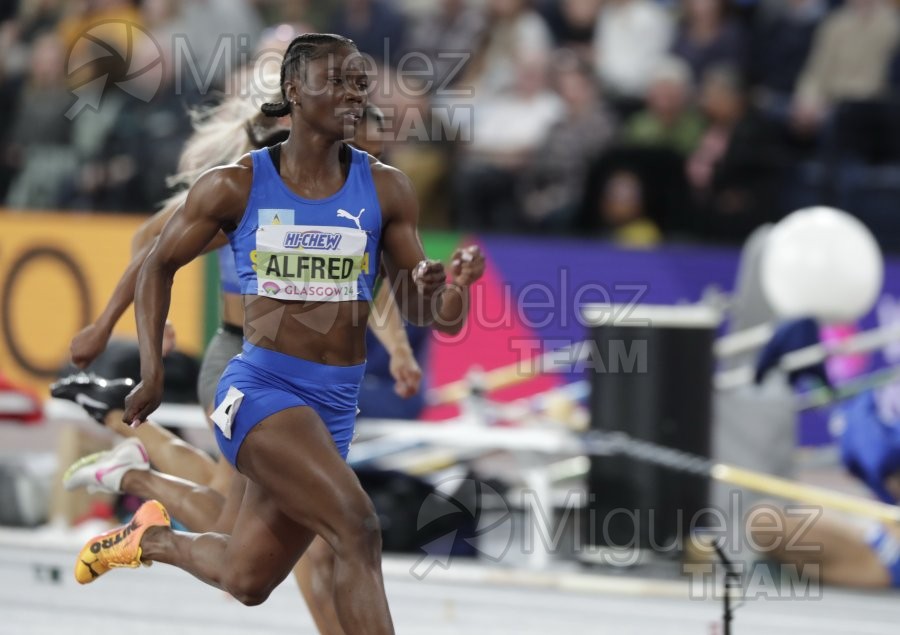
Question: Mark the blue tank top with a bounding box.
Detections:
[227,145,382,302]
[217,246,241,294]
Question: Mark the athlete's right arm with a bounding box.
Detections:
[131,196,231,258]
[123,159,252,426]
[71,196,230,368]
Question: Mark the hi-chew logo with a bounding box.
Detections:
[284,231,342,250]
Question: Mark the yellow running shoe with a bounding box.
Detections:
[74,500,170,584]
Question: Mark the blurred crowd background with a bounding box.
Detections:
[3,0,900,250]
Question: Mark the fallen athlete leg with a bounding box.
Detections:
[64,440,225,532]
[53,372,216,484]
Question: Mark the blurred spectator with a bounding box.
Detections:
[538,0,600,54]
[596,170,662,247]
[621,56,704,155]
[14,0,58,47]
[328,0,408,68]
[687,65,781,242]
[376,62,452,228]
[464,0,553,99]
[66,90,129,211]
[4,0,900,250]
[750,0,827,122]
[4,29,75,208]
[518,50,616,230]
[454,51,563,231]
[580,144,691,237]
[792,0,900,135]
[140,0,178,31]
[1,17,24,81]
[56,1,161,210]
[252,22,314,77]
[0,19,25,200]
[255,0,327,28]
[59,0,258,211]
[671,0,748,84]
[406,0,486,91]
[448,0,557,230]
[592,0,674,105]
[57,0,141,52]
[0,0,18,23]
[157,0,263,94]
[73,32,193,212]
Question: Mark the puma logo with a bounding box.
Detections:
[336,208,365,231]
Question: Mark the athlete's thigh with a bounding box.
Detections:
[224,476,317,591]
[236,405,372,542]
[213,467,248,533]
[208,455,237,497]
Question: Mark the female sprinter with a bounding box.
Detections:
[58,70,417,634]
[75,33,484,634]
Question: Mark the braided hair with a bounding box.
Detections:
[261,33,358,118]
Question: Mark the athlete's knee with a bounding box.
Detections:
[222,570,274,606]
[234,591,269,607]
[332,496,382,561]
[222,576,272,606]
[233,589,270,607]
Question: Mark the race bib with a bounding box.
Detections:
[255,225,369,302]
[210,386,244,440]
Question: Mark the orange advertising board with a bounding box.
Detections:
[0,211,205,394]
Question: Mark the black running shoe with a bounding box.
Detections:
[50,373,135,424]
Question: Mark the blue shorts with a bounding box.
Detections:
[213,342,365,466]
[865,524,900,588]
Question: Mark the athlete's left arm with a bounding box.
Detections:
[374,162,485,334]
[368,282,422,398]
